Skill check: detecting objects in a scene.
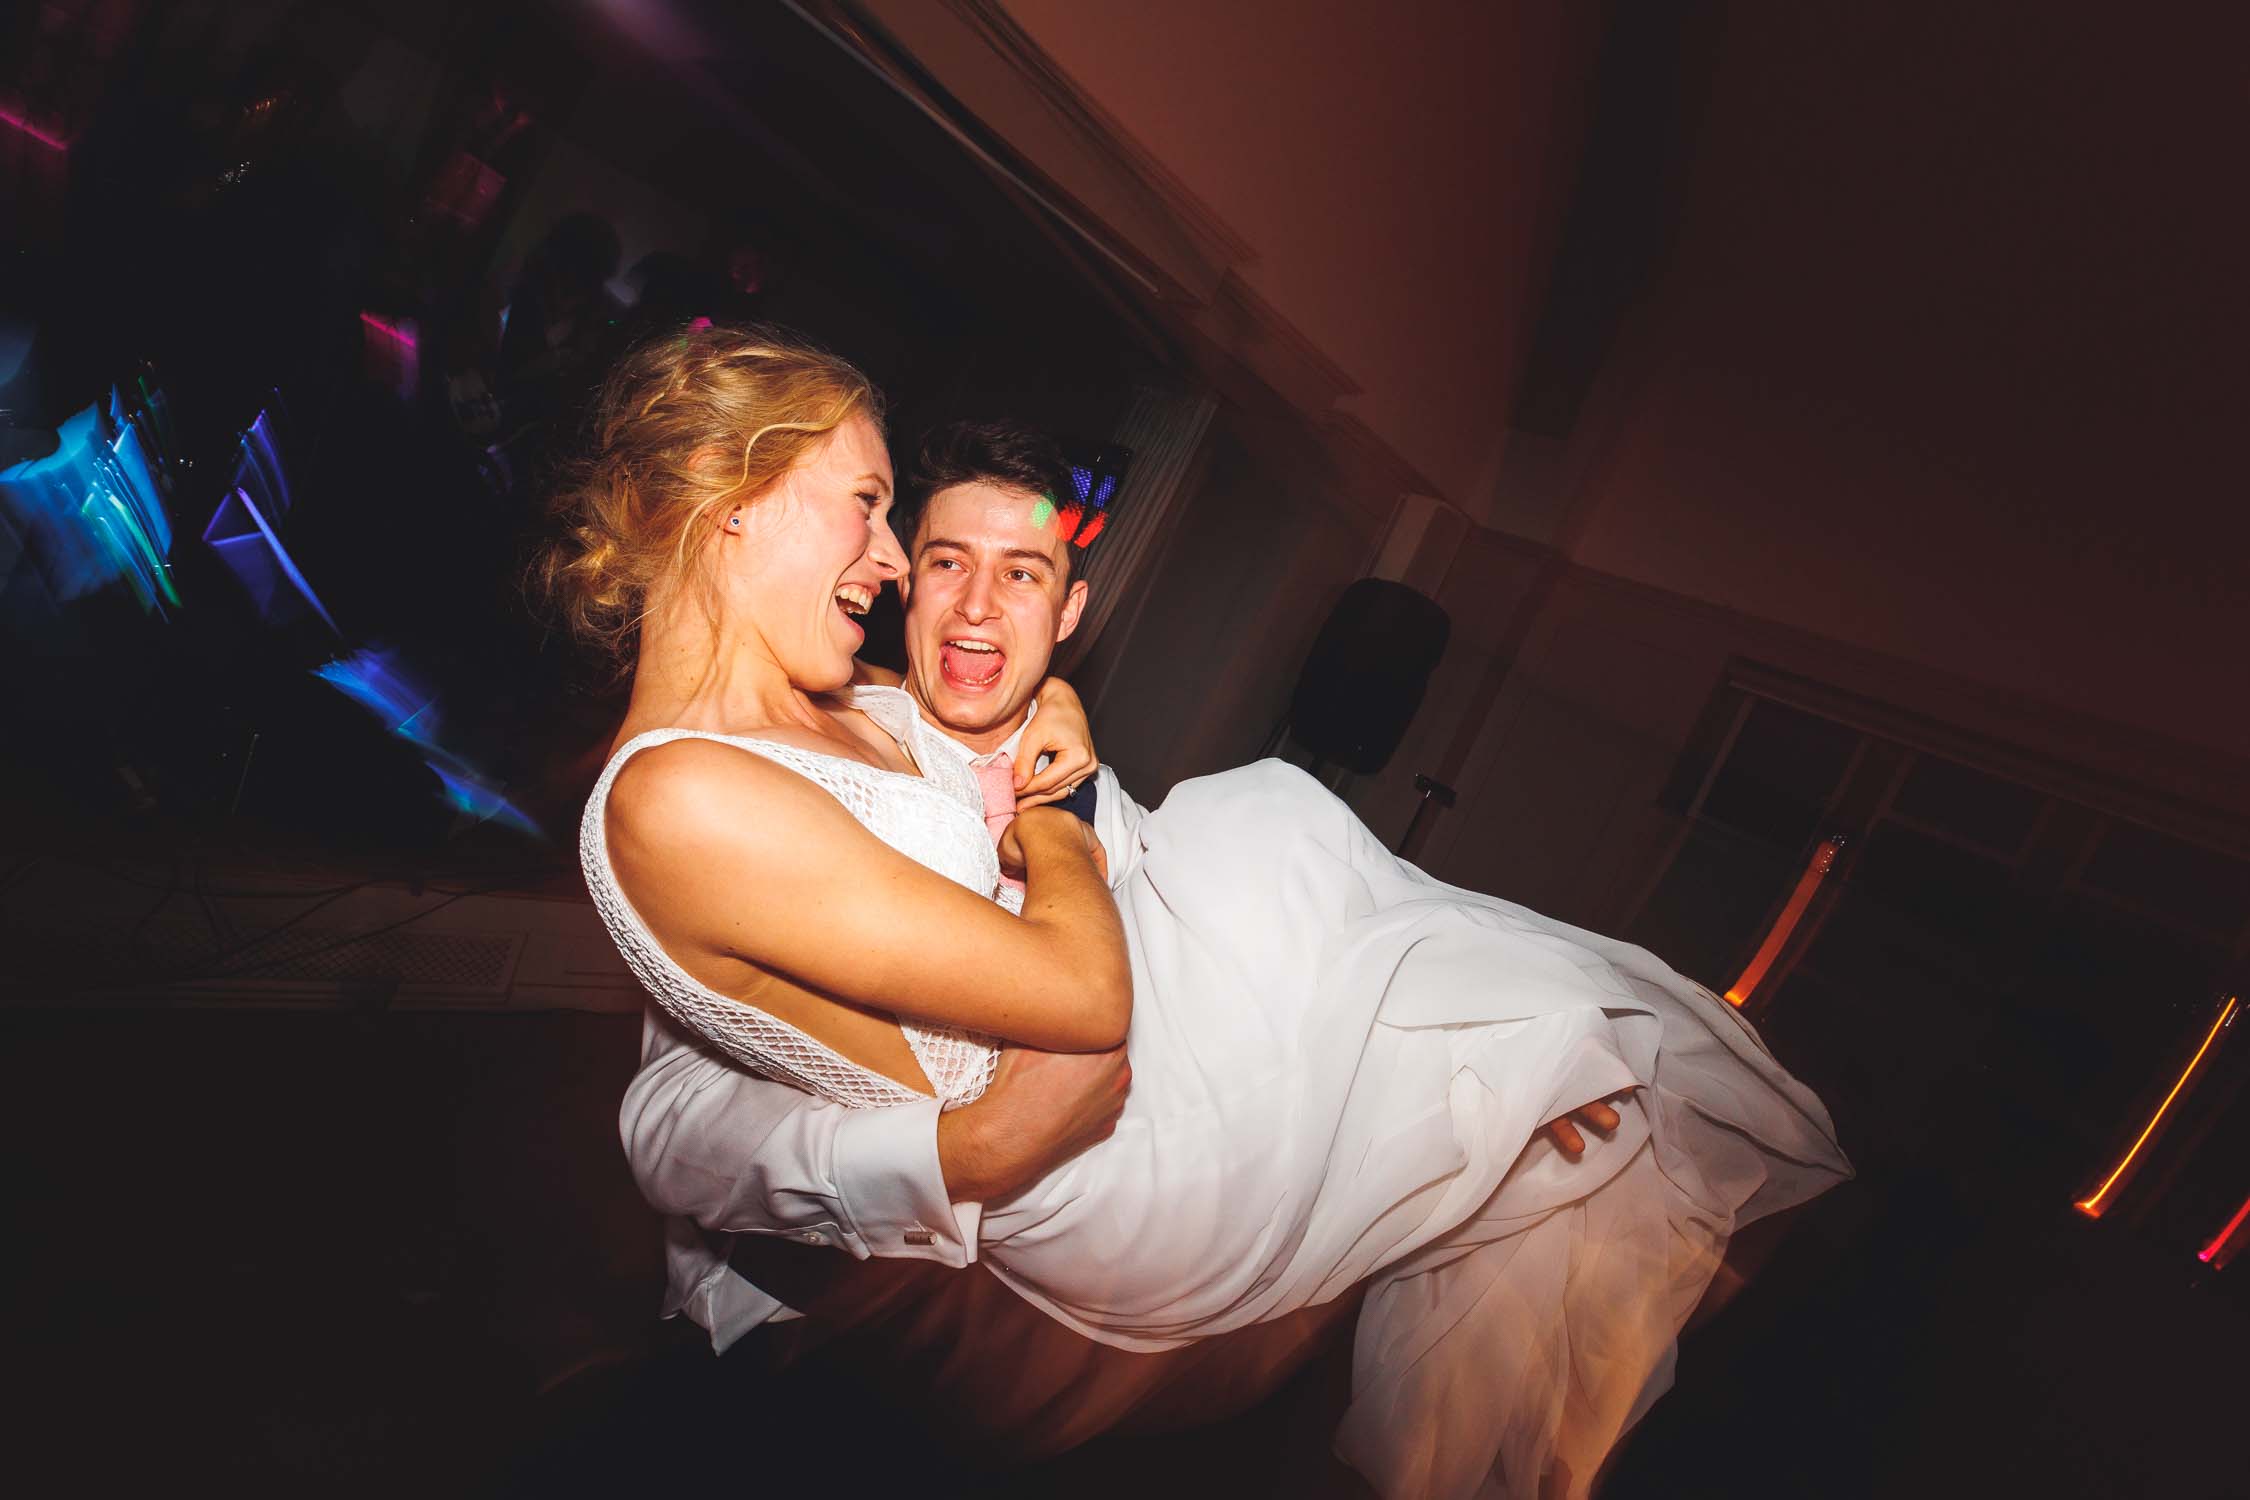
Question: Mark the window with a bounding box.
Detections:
[1627,663,2248,1263]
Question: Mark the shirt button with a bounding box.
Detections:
[800,1230,825,1245]
[904,1228,936,1246]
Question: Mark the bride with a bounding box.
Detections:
[550,325,1851,1498]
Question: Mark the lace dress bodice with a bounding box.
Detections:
[581,686,1002,1109]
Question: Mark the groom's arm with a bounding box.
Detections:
[621,1008,973,1268]
[622,1009,1130,1264]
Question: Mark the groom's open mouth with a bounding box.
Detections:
[940,637,1005,689]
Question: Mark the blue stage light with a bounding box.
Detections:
[0,395,179,614]
[314,646,543,838]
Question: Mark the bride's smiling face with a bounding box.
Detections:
[721,413,904,692]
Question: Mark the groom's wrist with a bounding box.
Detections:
[935,1101,1010,1203]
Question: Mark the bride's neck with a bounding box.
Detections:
[625,596,825,738]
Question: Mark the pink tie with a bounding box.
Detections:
[974,752,1027,895]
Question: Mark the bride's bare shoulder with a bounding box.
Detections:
[607,734,838,848]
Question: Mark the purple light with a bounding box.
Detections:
[359,313,420,401]
[203,486,339,632]
[0,107,68,152]
[358,312,419,350]
[239,408,293,523]
[205,403,335,630]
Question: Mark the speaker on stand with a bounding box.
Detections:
[1266,578,1457,850]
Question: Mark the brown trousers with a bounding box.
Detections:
[732,1233,1361,1464]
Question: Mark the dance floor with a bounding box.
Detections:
[7,977,2241,1499]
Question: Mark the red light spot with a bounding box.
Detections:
[359,312,419,350]
[2198,1189,2250,1269]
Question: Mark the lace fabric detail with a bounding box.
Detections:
[581,687,1001,1110]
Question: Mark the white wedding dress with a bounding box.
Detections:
[583,686,1852,1499]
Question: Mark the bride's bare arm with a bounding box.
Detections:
[607,740,1130,1053]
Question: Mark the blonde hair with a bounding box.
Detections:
[535,322,882,663]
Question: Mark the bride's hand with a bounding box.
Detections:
[1015,677,1098,809]
[1542,1095,1626,1157]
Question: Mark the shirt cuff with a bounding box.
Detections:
[830,1097,981,1266]
[694,1265,803,1354]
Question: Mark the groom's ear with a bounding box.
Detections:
[1054,578,1089,642]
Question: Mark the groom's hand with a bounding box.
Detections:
[936,1044,1132,1204]
[1542,1096,1625,1158]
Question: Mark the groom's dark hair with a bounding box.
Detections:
[910,419,1079,580]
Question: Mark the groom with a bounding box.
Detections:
[619,420,1620,1442]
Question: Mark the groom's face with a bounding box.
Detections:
[898,481,1089,749]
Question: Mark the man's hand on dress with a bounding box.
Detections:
[1541,1096,1626,1158]
[936,1044,1132,1204]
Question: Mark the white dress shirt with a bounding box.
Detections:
[616,705,1148,1351]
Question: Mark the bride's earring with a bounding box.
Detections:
[726,513,743,530]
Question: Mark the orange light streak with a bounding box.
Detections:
[2198,1190,2250,1268]
[2074,995,2238,1219]
[1723,835,1845,1005]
